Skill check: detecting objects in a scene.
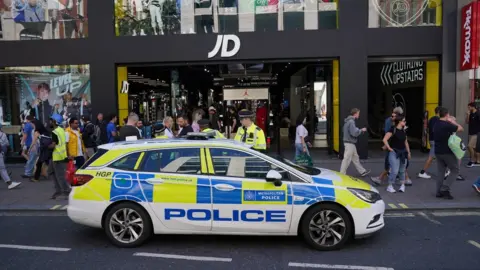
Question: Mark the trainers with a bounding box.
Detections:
[360,170,371,177]
[466,162,474,168]
[399,184,406,193]
[50,192,61,199]
[370,176,382,186]
[405,179,413,186]
[473,162,480,167]
[418,172,431,179]
[457,175,465,181]
[473,184,480,195]
[444,169,451,179]
[7,182,21,190]
[386,185,396,193]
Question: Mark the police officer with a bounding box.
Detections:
[234,109,266,152]
[199,119,225,139]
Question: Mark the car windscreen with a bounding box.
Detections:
[276,156,321,175]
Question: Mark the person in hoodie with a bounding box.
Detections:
[339,108,370,176]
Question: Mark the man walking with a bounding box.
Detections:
[66,117,87,169]
[433,107,464,199]
[21,115,36,178]
[81,115,97,158]
[340,108,370,176]
[49,114,70,199]
[0,124,21,190]
[465,102,480,167]
[418,106,441,179]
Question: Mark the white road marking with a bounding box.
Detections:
[0,244,71,252]
[384,213,415,218]
[468,240,480,249]
[288,262,394,270]
[418,212,442,225]
[61,205,68,210]
[133,252,232,262]
[432,211,480,217]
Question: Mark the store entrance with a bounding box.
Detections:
[118,60,334,154]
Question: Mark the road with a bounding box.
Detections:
[0,211,479,270]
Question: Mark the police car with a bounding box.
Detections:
[67,133,385,251]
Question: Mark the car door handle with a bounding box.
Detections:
[213,184,235,191]
[145,178,164,185]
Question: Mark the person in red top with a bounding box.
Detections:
[255,103,267,133]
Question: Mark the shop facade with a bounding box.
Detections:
[0,0,461,159]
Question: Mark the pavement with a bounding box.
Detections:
[0,210,479,269]
[0,152,479,211]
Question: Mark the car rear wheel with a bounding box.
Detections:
[104,202,152,248]
[300,204,353,251]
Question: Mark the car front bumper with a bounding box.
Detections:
[349,200,386,237]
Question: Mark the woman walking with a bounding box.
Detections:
[382,115,411,193]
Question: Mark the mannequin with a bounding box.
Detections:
[144,0,164,35]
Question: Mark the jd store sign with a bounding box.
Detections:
[208,34,241,59]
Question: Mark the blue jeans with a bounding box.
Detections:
[388,151,407,185]
[24,150,38,176]
[295,143,310,157]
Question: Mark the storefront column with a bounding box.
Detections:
[338,0,368,159]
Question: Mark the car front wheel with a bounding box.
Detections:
[104,202,152,248]
[300,204,353,251]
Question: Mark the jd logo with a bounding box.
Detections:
[121,80,129,94]
[207,34,241,59]
[371,0,431,27]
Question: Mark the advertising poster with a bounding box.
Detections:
[12,65,91,128]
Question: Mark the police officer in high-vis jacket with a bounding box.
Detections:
[199,119,225,139]
[234,109,266,152]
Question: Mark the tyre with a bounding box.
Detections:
[103,202,153,248]
[300,203,353,251]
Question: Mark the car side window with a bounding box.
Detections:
[209,148,287,179]
[141,148,202,175]
[109,152,141,171]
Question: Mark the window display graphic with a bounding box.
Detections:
[0,0,88,40]
[369,0,440,28]
[9,65,91,128]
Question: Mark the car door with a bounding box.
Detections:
[137,147,212,232]
[206,147,293,233]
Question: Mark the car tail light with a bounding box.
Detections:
[71,174,93,186]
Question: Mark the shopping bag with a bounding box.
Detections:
[448,133,466,160]
[295,153,313,167]
[65,160,76,184]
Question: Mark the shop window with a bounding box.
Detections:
[113,0,337,36]
[0,64,91,158]
[141,148,202,174]
[368,0,441,28]
[0,0,88,41]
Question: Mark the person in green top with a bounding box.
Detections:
[199,119,225,139]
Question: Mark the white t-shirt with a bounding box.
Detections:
[65,130,83,157]
[165,128,174,139]
[295,125,308,144]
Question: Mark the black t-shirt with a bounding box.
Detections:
[388,127,407,150]
[468,111,480,135]
[433,120,458,155]
[117,125,141,141]
[178,125,194,137]
[428,116,439,141]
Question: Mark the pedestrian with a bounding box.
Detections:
[118,113,141,141]
[163,117,174,139]
[465,102,480,167]
[234,109,267,153]
[339,108,370,176]
[81,115,97,159]
[0,124,21,190]
[21,115,37,179]
[49,114,70,199]
[209,106,221,131]
[433,107,464,199]
[66,117,87,169]
[95,113,108,144]
[443,115,466,181]
[106,114,118,143]
[371,107,403,185]
[136,120,144,138]
[382,115,410,193]
[294,113,311,158]
[418,106,441,179]
[31,120,52,182]
[199,119,225,138]
[176,114,194,137]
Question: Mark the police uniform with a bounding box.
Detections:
[234,110,266,152]
[199,119,225,139]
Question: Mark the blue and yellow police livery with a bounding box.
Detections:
[68,135,385,251]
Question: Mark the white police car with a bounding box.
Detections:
[67,133,385,250]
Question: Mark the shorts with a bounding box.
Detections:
[429,141,435,157]
[468,135,477,149]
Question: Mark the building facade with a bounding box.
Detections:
[0,0,469,159]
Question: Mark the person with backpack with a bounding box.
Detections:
[81,115,98,158]
[49,114,70,200]
[0,123,21,190]
[31,119,53,182]
[433,107,464,200]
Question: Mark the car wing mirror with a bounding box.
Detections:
[266,170,283,187]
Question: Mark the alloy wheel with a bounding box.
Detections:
[308,210,347,247]
[109,208,144,244]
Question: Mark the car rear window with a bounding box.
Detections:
[80,149,108,169]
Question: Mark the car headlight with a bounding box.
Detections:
[347,188,382,204]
